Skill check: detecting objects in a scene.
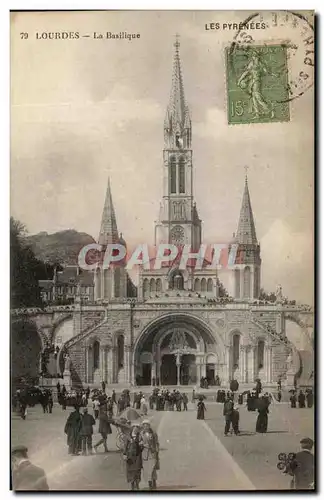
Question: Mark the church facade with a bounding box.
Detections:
[62,41,313,388]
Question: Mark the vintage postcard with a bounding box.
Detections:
[10,10,314,491]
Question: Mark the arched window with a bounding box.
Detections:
[117,335,124,369]
[143,278,149,298]
[243,266,251,299]
[93,340,100,370]
[194,278,201,292]
[156,278,162,292]
[235,269,240,298]
[170,270,184,290]
[207,278,213,292]
[232,334,240,368]
[257,340,265,369]
[201,278,207,292]
[179,157,185,194]
[114,267,120,297]
[170,156,176,194]
[254,267,260,298]
[150,278,156,293]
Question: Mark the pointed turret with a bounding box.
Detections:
[98,177,119,247]
[235,175,258,245]
[230,173,261,301]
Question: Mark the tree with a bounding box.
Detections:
[10,217,43,308]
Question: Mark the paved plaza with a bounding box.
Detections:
[11,399,314,491]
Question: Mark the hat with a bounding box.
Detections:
[142,419,151,425]
[300,437,314,449]
[11,445,28,455]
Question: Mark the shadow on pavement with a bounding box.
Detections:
[95,450,121,454]
[155,485,196,491]
[265,431,289,434]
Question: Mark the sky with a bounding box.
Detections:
[10,11,314,304]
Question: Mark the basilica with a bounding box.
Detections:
[55,40,313,389]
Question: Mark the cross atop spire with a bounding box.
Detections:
[235,174,258,245]
[98,176,119,246]
[174,33,180,52]
[244,165,249,182]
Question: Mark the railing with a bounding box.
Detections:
[250,312,293,349]
[10,299,314,316]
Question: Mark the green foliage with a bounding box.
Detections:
[10,217,44,308]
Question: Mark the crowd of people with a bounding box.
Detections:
[133,388,189,412]
[289,389,313,409]
[62,393,159,491]
[12,379,314,491]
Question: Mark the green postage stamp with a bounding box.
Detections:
[226,45,290,125]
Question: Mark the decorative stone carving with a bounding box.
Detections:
[169,329,189,351]
[64,354,71,372]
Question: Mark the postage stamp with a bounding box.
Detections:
[226,44,290,125]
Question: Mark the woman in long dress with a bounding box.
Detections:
[197,396,206,420]
[140,420,160,490]
[123,424,143,490]
[255,396,269,433]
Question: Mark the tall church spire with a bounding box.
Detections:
[98,177,119,246]
[236,174,258,245]
[164,35,191,148]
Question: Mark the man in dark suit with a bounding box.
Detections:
[80,408,96,455]
[223,397,234,436]
[11,445,49,491]
[290,437,314,489]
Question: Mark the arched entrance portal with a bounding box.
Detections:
[133,313,221,387]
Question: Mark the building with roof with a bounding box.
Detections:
[27,39,313,389]
[39,266,94,304]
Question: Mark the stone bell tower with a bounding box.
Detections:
[155,36,201,252]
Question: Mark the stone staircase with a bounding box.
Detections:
[250,312,314,387]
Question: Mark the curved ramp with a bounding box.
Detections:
[297,350,314,386]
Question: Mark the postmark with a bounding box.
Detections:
[226,11,314,124]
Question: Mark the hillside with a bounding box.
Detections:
[26,230,96,265]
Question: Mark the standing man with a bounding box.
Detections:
[182,393,188,411]
[11,445,49,490]
[306,389,314,408]
[298,390,306,409]
[94,408,112,453]
[80,408,96,455]
[101,381,106,393]
[64,405,82,455]
[231,406,240,435]
[289,438,314,490]
[223,397,234,436]
[290,391,297,408]
[48,391,53,414]
[93,398,100,420]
